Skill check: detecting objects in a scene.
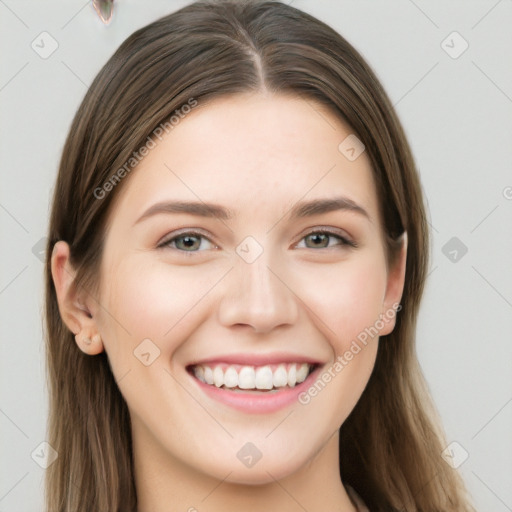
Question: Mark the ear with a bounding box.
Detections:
[379,231,407,336]
[51,241,104,355]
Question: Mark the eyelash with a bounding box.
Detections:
[157,228,358,255]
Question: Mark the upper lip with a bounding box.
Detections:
[187,353,325,367]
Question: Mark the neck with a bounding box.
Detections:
[133,425,358,512]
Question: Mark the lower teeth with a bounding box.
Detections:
[226,387,282,393]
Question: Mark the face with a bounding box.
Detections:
[55,92,406,486]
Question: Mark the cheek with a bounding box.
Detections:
[98,256,222,352]
[94,256,222,418]
[293,257,386,425]
[293,254,388,351]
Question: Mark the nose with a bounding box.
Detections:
[217,252,299,334]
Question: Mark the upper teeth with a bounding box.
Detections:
[192,363,312,390]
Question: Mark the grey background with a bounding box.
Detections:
[1,1,511,510]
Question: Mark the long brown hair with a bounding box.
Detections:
[44,1,476,510]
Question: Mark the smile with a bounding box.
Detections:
[186,358,324,414]
[191,362,316,391]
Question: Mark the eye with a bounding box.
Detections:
[296,228,357,250]
[157,227,357,255]
[157,231,217,254]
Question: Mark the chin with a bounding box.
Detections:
[212,459,304,486]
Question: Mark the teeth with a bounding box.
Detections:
[288,364,297,387]
[255,366,273,390]
[272,364,288,387]
[192,362,313,390]
[296,363,309,382]
[238,366,255,389]
[213,366,224,387]
[194,365,205,382]
[204,366,214,385]
[223,366,238,388]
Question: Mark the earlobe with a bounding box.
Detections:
[380,231,407,336]
[73,332,104,355]
[51,241,104,355]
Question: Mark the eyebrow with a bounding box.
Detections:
[134,196,370,225]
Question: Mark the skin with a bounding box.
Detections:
[52,91,407,512]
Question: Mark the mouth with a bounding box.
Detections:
[185,358,324,413]
[187,362,319,393]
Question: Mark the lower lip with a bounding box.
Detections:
[188,365,323,414]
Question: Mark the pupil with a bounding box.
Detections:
[309,233,327,247]
[181,236,197,249]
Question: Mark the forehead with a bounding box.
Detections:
[108,92,380,227]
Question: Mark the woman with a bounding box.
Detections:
[45,1,477,510]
